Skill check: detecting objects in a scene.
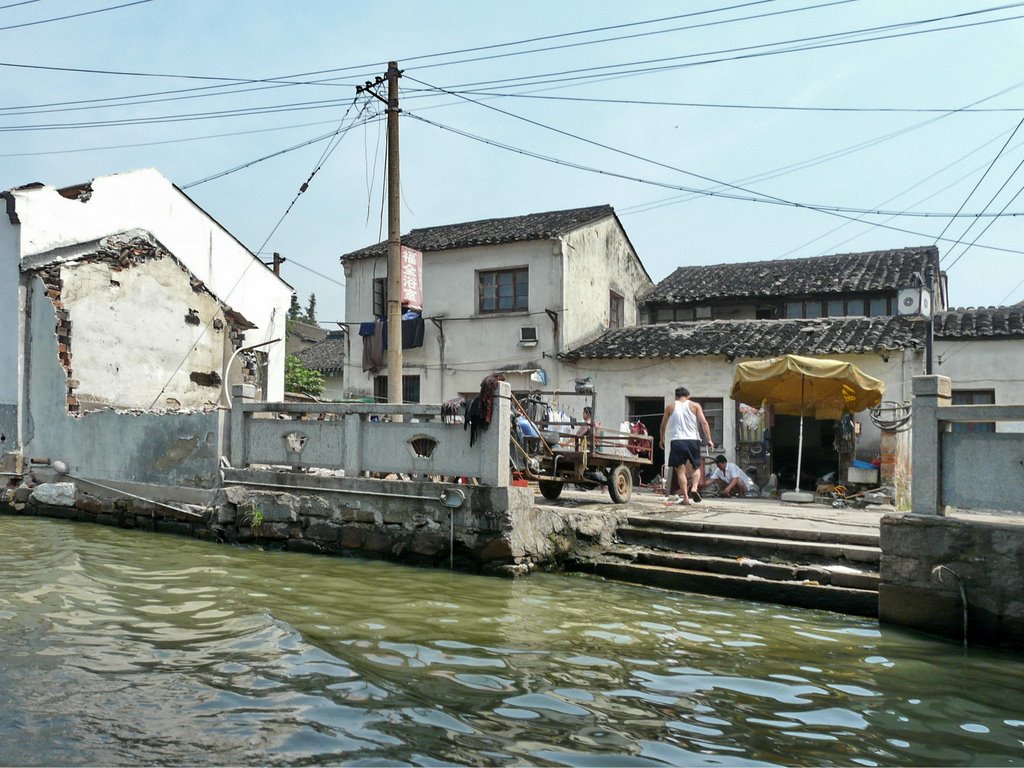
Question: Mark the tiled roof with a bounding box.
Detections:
[340,204,615,261]
[642,246,940,304]
[294,334,346,373]
[933,306,1024,338]
[560,316,925,361]
[288,320,328,344]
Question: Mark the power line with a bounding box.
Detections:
[0,0,152,31]
[406,74,1024,220]
[436,4,1024,93]
[402,110,1024,256]
[0,116,356,157]
[0,0,45,9]
[937,116,1024,258]
[449,90,1024,114]
[181,109,378,189]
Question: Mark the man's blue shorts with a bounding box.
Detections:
[669,439,702,469]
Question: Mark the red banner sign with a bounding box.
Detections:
[400,246,423,311]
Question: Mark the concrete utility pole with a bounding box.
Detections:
[386,60,403,406]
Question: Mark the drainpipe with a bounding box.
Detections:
[430,317,445,403]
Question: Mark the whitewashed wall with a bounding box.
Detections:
[344,239,557,403]
[934,338,1024,432]
[342,218,653,405]
[7,169,292,400]
[58,257,229,410]
[0,217,20,408]
[560,350,919,460]
[561,217,651,340]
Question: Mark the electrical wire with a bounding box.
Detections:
[403,109,1024,256]
[404,78,1024,220]
[936,117,1024,253]
[449,90,1024,114]
[0,0,152,31]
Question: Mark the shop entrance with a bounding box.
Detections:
[627,397,665,484]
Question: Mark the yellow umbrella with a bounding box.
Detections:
[730,355,884,495]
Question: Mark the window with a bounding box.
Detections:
[951,390,995,433]
[609,291,624,329]
[479,268,528,313]
[651,306,695,323]
[755,306,775,320]
[785,301,804,319]
[373,375,421,403]
[826,299,844,317]
[372,277,387,317]
[869,296,890,317]
[804,301,822,319]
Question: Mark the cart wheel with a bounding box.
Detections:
[607,464,633,504]
[538,480,564,500]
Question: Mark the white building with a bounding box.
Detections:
[0,168,292,487]
[559,246,946,488]
[340,204,652,407]
[934,304,1024,433]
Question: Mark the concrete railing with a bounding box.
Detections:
[912,375,1024,515]
[229,382,511,487]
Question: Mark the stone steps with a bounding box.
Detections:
[616,525,880,566]
[577,558,878,617]
[572,514,881,617]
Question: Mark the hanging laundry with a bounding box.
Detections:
[380,315,426,351]
[360,319,384,373]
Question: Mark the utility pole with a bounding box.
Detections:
[385,61,403,406]
[356,62,404,407]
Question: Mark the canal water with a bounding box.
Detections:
[2,517,1024,767]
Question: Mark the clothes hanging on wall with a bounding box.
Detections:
[360,320,384,373]
[380,315,425,351]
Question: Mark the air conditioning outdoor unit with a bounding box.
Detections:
[897,287,932,319]
[518,326,538,345]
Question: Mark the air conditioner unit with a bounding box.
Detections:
[518,326,538,345]
[897,287,932,318]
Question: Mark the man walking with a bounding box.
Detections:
[659,386,714,505]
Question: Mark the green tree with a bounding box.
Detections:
[288,292,302,320]
[284,354,324,396]
[305,293,317,323]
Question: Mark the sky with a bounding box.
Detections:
[4,0,1024,323]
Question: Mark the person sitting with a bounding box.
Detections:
[703,455,754,497]
[575,406,600,447]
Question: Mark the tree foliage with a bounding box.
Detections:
[288,292,302,320]
[306,293,317,323]
[285,354,324,396]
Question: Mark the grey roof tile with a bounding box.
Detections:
[933,306,1024,338]
[340,204,615,261]
[643,246,940,304]
[294,334,346,373]
[560,316,925,361]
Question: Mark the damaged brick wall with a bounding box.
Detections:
[30,231,256,414]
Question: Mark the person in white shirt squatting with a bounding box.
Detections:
[703,455,753,497]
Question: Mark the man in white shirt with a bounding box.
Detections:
[703,454,753,497]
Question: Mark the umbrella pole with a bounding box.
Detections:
[795,414,804,494]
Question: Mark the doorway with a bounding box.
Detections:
[627,397,665,483]
[773,415,839,490]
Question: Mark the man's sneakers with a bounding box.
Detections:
[664,494,681,503]
[690,489,702,503]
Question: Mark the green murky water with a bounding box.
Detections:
[1,515,1023,766]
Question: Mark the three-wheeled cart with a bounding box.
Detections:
[509,390,654,504]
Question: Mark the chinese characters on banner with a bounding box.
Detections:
[400,246,423,311]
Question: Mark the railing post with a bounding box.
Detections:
[229,403,246,469]
[911,374,951,516]
[479,381,511,486]
[344,413,362,477]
